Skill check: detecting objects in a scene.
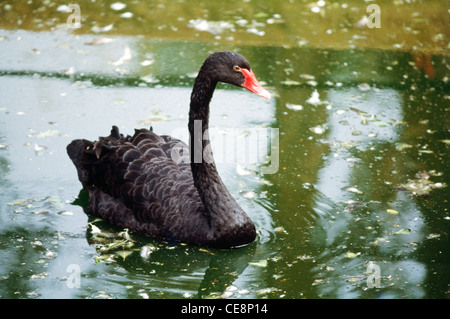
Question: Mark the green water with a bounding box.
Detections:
[0,0,448,299]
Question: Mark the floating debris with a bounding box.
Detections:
[91,24,114,33]
[137,114,169,125]
[281,80,301,86]
[286,103,303,111]
[240,190,256,199]
[309,126,325,134]
[115,250,133,261]
[58,211,73,216]
[397,171,446,196]
[198,248,214,255]
[110,2,126,11]
[358,83,371,91]
[221,285,238,299]
[140,244,158,259]
[386,209,399,215]
[85,38,114,45]
[8,199,32,206]
[306,90,322,106]
[255,287,279,296]
[393,228,411,235]
[395,143,413,151]
[31,272,48,279]
[140,59,154,66]
[426,233,441,240]
[311,279,325,286]
[345,187,363,194]
[345,252,360,258]
[109,46,132,66]
[297,254,314,261]
[249,259,268,268]
[355,16,368,28]
[36,129,59,138]
[56,5,72,12]
[187,19,234,35]
[274,226,288,235]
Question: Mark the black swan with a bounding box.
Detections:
[67,51,271,248]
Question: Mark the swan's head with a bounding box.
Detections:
[205,51,271,100]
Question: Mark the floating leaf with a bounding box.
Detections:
[394,228,411,235]
[386,209,399,215]
[345,252,359,258]
[121,12,133,18]
[91,24,114,33]
[199,248,214,255]
[8,199,30,206]
[249,259,268,267]
[256,287,278,296]
[140,59,154,66]
[311,279,325,286]
[274,226,288,235]
[372,120,388,127]
[56,5,72,12]
[36,129,59,138]
[110,2,126,10]
[31,272,48,279]
[310,126,325,134]
[95,254,117,264]
[345,187,363,194]
[85,38,114,45]
[395,143,413,151]
[286,104,303,111]
[281,80,301,86]
[33,210,49,215]
[426,233,441,239]
[254,12,270,19]
[115,250,133,260]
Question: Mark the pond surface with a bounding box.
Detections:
[0,0,449,299]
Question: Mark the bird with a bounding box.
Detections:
[67,51,271,249]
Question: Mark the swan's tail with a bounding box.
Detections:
[67,126,123,189]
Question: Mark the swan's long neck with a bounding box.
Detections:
[188,71,224,215]
[188,71,244,216]
[187,63,256,247]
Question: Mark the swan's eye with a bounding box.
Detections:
[233,65,241,72]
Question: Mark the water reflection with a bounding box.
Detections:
[263,46,448,298]
[312,87,427,298]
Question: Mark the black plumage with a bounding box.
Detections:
[67,51,270,248]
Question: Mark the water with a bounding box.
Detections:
[0,0,448,299]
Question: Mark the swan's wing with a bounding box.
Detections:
[67,126,206,239]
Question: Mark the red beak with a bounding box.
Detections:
[241,68,271,100]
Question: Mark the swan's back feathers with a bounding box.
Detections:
[67,126,210,244]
